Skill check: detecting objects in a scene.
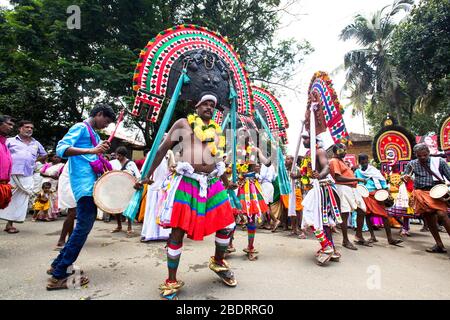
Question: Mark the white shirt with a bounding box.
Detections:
[110,159,141,179]
[259,164,276,184]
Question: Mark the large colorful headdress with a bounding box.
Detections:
[438,114,450,162]
[132,24,254,122]
[252,86,289,144]
[373,115,416,174]
[305,71,350,144]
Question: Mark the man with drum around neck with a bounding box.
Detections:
[354,153,403,246]
[46,104,115,290]
[137,93,237,299]
[403,143,450,254]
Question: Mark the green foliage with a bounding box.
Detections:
[342,0,449,136]
[0,0,311,148]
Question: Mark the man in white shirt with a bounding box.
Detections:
[110,146,140,235]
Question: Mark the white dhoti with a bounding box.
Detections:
[335,184,366,213]
[0,175,34,223]
[58,164,76,210]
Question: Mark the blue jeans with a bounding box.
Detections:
[51,196,97,279]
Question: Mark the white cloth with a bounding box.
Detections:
[32,162,44,194]
[257,164,275,204]
[110,159,141,179]
[141,156,171,241]
[430,157,445,182]
[359,164,386,189]
[0,175,33,223]
[302,179,322,229]
[58,163,76,209]
[396,183,410,208]
[335,184,366,213]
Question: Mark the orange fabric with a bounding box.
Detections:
[413,189,448,215]
[0,184,12,209]
[281,188,303,211]
[363,192,388,218]
[329,158,357,187]
[137,184,148,223]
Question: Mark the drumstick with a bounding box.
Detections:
[108,106,125,143]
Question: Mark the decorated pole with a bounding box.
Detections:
[291,121,304,174]
[230,86,238,183]
[123,71,190,220]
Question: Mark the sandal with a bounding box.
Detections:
[316,250,332,266]
[330,251,341,262]
[298,232,307,240]
[342,242,358,251]
[226,246,236,253]
[388,239,404,247]
[271,220,281,233]
[4,227,19,234]
[354,239,373,247]
[368,238,379,244]
[46,266,84,276]
[126,230,135,238]
[426,245,447,254]
[46,275,89,291]
[243,248,258,261]
[208,256,237,287]
[159,279,185,300]
[110,228,122,233]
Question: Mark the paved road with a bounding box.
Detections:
[1,218,449,300]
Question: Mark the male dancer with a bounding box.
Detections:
[299,132,342,265]
[137,94,237,299]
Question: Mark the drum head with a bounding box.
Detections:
[430,184,449,199]
[356,184,369,198]
[374,189,389,201]
[93,170,137,214]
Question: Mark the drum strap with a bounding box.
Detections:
[419,162,445,184]
[121,160,131,171]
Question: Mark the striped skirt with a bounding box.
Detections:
[159,175,234,241]
[237,179,269,219]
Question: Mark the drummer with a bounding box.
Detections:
[403,143,450,254]
[354,154,403,246]
[46,103,116,290]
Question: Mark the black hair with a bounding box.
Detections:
[358,153,369,163]
[0,115,15,124]
[115,146,128,157]
[89,103,117,122]
[17,120,33,128]
[42,182,52,189]
[332,143,346,154]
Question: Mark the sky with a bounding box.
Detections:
[0,0,411,150]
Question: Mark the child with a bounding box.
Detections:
[32,182,52,221]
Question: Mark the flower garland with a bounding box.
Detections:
[187,113,225,158]
[299,156,313,186]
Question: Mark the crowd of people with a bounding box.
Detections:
[1,95,449,299]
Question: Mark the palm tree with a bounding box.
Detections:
[340,0,413,125]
